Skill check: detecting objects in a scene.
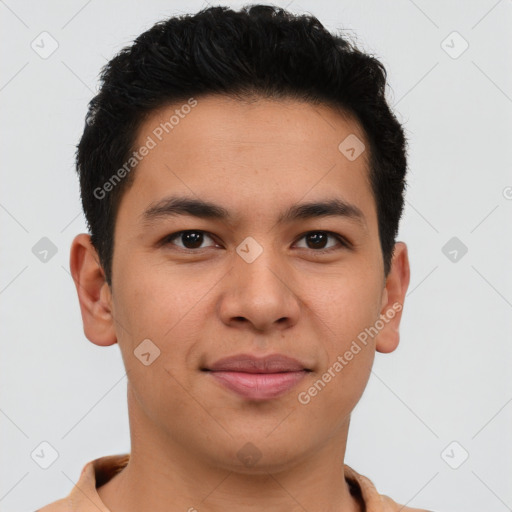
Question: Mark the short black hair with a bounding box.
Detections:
[76,3,408,286]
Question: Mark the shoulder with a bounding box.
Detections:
[344,464,434,512]
[373,486,434,512]
[381,493,435,511]
[35,496,71,511]
[34,454,129,512]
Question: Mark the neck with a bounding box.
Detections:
[98,386,362,512]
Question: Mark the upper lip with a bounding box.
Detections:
[204,354,311,373]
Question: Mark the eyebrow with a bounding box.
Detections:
[141,195,367,229]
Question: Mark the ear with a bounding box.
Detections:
[375,241,410,354]
[69,233,117,347]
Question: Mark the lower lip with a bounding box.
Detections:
[207,371,308,400]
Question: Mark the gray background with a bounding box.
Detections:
[1,1,511,511]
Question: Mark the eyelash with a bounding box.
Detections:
[160,230,350,254]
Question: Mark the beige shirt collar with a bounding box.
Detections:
[37,453,430,512]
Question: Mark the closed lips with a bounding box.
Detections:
[203,354,312,401]
[203,353,312,373]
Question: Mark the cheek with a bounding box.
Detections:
[300,269,381,398]
[111,264,201,421]
[111,259,213,396]
[297,280,379,419]
[305,268,382,340]
[112,257,207,340]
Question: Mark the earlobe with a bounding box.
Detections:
[375,241,410,354]
[69,233,117,347]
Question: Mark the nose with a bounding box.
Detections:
[217,243,301,333]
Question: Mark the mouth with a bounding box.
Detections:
[202,353,312,401]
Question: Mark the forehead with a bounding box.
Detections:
[137,95,368,164]
[119,95,376,231]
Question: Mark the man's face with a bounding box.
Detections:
[106,96,394,469]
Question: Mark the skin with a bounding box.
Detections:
[70,95,410,512]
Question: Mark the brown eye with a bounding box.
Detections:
[163,230,217,250]
[295,231,348,252]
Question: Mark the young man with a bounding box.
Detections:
[38,4,431,511]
